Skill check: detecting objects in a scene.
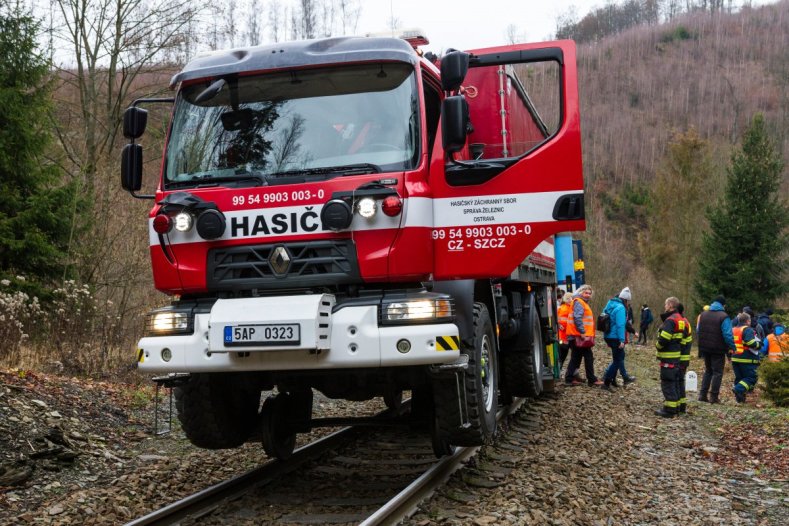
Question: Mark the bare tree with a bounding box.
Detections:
[268,0,284,42]
[246,0,265,46]
[337,0,360,36]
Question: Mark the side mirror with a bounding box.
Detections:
[440,51,470,92]
[123,107,148,139]
[121,143,143,192]
[441,96,469,153]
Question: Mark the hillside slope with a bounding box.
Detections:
[575,1,789,310]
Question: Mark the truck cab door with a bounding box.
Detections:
[430,40,584,280]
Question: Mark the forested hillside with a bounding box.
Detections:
[574,1,789,314]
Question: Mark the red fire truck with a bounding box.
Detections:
[123,33,585,458]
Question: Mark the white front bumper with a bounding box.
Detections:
[137,295,460,373]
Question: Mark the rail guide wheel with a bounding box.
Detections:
[261,394,297,460]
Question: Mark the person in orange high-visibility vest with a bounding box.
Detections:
[557,292,574,370]
[730,312,762,403]
[564,285,603,387]
[764,323,788,363]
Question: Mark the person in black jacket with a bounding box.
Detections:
[696,296,735,404]
[638,304,653,345]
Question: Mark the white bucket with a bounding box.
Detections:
[685,370,698,392]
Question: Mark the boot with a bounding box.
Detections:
[732,388,745,404]
[698,392,709,403]
[654,408,676,418]
[623,376,636,385]
[602,378,613,391]
[709,393,721,404]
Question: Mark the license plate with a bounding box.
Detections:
[223,324,301,347]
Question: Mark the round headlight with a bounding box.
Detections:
[174,212,193,232]
[356,197,377,219]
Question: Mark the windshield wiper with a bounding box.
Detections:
[167,172,267,188]
[268,163,381,179]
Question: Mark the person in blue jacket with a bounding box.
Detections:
[602,287,637,390]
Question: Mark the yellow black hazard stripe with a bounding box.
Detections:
[436,335,460,351]
[137,348,145,363]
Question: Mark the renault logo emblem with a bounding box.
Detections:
[269,246,291,275]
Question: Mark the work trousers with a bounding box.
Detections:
[678,362,689,412]
[565,343,598,384]
[637,324,649,344]
[660,363,682,414]
[699,353,726,399]
[558,343,570,370]
[732,362,759,396]
[603,339,630,381]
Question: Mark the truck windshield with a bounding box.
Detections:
[165,63,419,187]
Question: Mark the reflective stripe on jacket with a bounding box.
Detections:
[655,312,687,363]
[732,326,760,363]
[557,303,571,343]
[566,298,595,337]
[680,315,693,363]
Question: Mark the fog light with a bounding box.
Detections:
[396,339,411,353]
[356,197,377,219]
[161,348,172,362]
[174,212,193,232]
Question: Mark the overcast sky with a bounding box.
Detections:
[354,0,779,53]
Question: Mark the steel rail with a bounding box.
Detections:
[124,425,364,526]
[360,397,525,526]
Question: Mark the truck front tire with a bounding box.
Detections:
[434,302,498,449]
[175,373,261,449]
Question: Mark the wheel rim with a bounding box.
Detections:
[480,334,494,412]
[532,316,543,388]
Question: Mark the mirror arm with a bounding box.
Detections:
[130,190,156,200]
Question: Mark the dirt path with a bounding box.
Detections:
[404,345,788,526]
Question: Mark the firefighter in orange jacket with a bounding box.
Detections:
[677,304,693,414]
[731,312,763,403]
[764,324,788,362]
[654,297,689,418]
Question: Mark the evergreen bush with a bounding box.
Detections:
[759,359,789,407]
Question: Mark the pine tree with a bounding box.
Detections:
[0,5,76,297]
[694,114,789,311]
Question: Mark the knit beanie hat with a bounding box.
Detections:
[618,287,632,301]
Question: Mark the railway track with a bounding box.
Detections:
[126,395,550,526]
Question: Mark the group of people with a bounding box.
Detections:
[555,286,787,419]
[695,297,786,407]
[556,284,638,389]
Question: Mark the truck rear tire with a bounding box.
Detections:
[501,293,544,398]
[175,373,261,449]
[434,302,498,448]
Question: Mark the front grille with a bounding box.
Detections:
[207,240,361,290]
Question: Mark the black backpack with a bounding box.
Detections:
[597,312,611,333]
